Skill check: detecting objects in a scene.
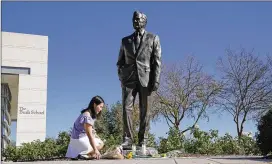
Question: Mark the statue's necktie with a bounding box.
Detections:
[135,32,140,50]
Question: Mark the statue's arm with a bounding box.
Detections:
[117,40,125,81]
[153,35,162,85]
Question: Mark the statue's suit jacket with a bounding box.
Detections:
[117,31,162,91]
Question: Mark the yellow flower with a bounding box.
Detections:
[161,154,166,157]
[126,152,133,159]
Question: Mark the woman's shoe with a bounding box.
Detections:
[78,154,96,160]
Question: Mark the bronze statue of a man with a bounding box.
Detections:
[117,11,162,146]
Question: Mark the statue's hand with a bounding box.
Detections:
[152,82,159,91]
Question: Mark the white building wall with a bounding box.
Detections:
[2,32,48,146]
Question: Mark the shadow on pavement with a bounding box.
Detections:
[211,156,272,163]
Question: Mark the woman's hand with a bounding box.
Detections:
[83,115,102,160]
[94,149,101,160]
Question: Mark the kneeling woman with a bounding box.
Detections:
[66,96,105,160]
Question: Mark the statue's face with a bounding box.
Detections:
[133,13,146,31]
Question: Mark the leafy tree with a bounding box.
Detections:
[94,105,111,138]
[256,109,272,155]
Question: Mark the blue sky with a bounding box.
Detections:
[2,2,272,141]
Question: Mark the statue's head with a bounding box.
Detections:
[132,11,147,31]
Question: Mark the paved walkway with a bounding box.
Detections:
[3,157,272,164]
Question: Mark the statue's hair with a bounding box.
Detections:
[132,11,147,27]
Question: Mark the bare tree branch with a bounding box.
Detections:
[153,55,221,133]
[217,48,272,138]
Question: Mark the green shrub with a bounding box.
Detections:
[3,127,261,161]
[158,127,260,156]
[157,137,169,153]
[2,131,70,162]
[239,134,260,155]
[146,133,157,148]
[215,133,240,155]
[55,131,71,157]
[183,128,219,155]
[158,127,185,153]
[2,144,20,162]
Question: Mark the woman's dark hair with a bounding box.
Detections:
[81,95,105,119]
